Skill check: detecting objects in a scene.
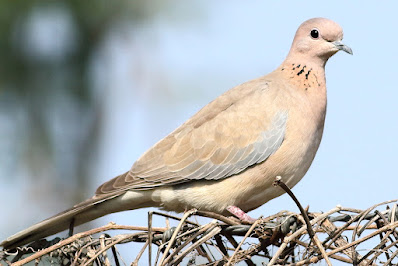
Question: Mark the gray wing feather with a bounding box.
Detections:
[97,110,288,193]
[179,110,287,181]
[205,110,288,179]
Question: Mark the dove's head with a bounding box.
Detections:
[287,18,352,66]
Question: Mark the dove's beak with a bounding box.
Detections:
[332,41,353,55]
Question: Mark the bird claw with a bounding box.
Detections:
[226,206,257,224]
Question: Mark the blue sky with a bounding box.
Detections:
[2,1,398,264]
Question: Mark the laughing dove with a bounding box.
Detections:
[1,17,352,249]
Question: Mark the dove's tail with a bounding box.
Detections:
[1,187,154,250]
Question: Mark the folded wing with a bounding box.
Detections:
[96,81,288,194]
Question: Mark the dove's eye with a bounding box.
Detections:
[310,29,319,39]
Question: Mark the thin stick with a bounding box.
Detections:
[366,237,398,265]
[163,222,217,265]
[273,176,332,266]
[12,222,165,266]
[99,234,111,266]
[150,211,199,226]
[158,209,197,265]
[352,199,398,242]
[172,227,222,265]
[148,211,153,266]
[132,240,148,266]
[214,234,228,256]
[328,221,398,257]
[273,176,315,239]
[268,206,342,265]
[226,219,260,266]
[292,220,398,266]
[312,234,332,266]
[196,211,241,225]
[381,242,398,265]
[81,234,138,266]
[319,216,364,263]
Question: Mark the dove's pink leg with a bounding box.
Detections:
[226,206,257,223]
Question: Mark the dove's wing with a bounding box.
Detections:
[96,78,288,194]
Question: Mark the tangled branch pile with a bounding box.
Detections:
[2,197,398,265]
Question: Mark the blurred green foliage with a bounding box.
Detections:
[0,0,166,201]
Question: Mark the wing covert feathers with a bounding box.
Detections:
[96,78,288,194]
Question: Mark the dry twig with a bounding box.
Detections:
[2,194,398,265]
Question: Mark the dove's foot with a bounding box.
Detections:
[226,206,257,224]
